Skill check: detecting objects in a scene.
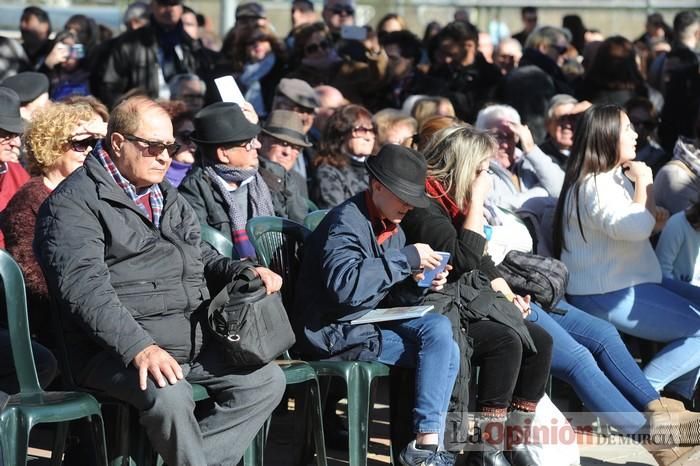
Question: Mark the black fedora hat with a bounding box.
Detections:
[191,102,260,145]
[366,144,429,208]
[0,86,24,134]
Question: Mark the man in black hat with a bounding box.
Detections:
[35,95,284,466]
[0,86,29,213]
[258,109,312,223]
[1,72,50,122]
[179,102,275,259]
[293,144,460,465]
[98,0,216,107]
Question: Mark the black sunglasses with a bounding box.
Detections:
[176,130,193,145]
[305,39,331,55]
[330,5,354,15]
[124,134,180,157]
[70,137,98,153]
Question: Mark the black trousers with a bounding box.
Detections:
[469,319,553,409]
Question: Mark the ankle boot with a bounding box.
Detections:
[467,413,511,466]
[506,409,544,466]
[647,398,700,446]
[643,443,700,466]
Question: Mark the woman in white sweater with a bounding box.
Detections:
[553,105,700,403]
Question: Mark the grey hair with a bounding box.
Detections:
[546,94,578,121]
[168,74,206,98]
[524,26,569,50]
[475,104,521,130]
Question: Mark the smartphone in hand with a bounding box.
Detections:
[417,252,450,288]
[340,25,368,41]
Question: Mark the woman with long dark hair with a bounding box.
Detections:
[553,105,700,408]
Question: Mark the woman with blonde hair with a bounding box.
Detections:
[1,102,105,345]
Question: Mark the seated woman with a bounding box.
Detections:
[402,124,700,466]
[402,125,553,466]
[1,102,106,347]
[554,105,700,462]
[656,199,700,286]
[159,100,196,187]
[310,104,375,208]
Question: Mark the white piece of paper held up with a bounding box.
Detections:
[215,75,245,106]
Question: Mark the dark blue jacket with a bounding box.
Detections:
[293,192,423,360]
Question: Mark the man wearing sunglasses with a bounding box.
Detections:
[34,96,285,466]
[322,0,355,37]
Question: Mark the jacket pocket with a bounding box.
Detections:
[113,281,168,317]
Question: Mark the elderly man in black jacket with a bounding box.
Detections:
[34,96,285,466]
[98,0,216,108]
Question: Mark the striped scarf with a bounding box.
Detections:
[204,164,274,258]
[94,141,164,228]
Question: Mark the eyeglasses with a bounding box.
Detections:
[0,129,21,142]
[555,114,580,128]
[123,134,180,157]
[477,168,494,175]
[305,39,331,55]
[329,4,354,15]
[226,137,259,152]
[552,44,568,56]
[352,125,375,137]
[273,140,302,151]
[176,130,193,145]
[70,137,98,153]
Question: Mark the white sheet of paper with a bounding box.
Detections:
[215,75,245,105]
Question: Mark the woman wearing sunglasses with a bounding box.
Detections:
[1,102,106,346]
[160,100,196,187]
[310,103,376,208]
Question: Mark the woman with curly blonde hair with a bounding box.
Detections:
[1,102,106,345]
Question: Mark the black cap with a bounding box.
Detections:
[1,72,49,104]
[236,2,266,19]
[366,145,429,208]
[191,102,260,145]
[0,87,24,134]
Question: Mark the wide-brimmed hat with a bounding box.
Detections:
[191,102,260,145]
[276,78,319,110]
[0,87,25,134]
[1,72,49,105]
[261,110,312,148]
[366,145,429,208]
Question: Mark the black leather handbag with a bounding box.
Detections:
[206,269,295,366]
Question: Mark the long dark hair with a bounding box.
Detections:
[552,105,624,258]
[313,104,373,169]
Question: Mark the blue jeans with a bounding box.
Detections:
[377,312,460,444]
[530,301,659,434]
[568,278,700,400]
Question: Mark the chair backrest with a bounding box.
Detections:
[200,223,237,259]
[306,198,319,213]
[303,209,329,231]
[246,217,311,309]
[0,250,41,394]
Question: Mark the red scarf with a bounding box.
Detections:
[425,177,465,229]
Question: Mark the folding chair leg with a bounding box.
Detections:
[50,421,69,466]
[308,378,327,466]
[346,366,372,466]
[243,424,266,466]
[88,414,109,466]
[0,410,30,466]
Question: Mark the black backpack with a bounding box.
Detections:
[496,250,569,313]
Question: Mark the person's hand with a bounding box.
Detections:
[471,167,493,204]
[654,206,670,233]
[253,267,282,294]
[513,294,532,319]
[132,345,184,391]
[412,243,443,270]
[430,264,451,291]
[505,121,536,154]
[44,42,70,69]
[622,161,653,185]
[240,101,259,124]
[572,100,592,115]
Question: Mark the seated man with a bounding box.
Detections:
[294,144,460,465]
[34,96,285,466]
[258,109,312,223]
[180,102,275,259]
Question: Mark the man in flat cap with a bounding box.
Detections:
[258,109,313,223]
[179,102,275,259]
[294,144,459,465]
[35,95,284,465]
[1,71,50,122]
[98,0,216,107]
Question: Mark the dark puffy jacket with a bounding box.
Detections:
[258,157,310,223]
[179,165,234,243]
[34,154,247,378]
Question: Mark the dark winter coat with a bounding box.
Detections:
[258,157,309,223]
[310,158,368,209]
[34,154,247,379]
[179,165,235,243]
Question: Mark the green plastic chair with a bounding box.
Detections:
[246,216,391,466]
[303,209,329,231]
[202,222,327,466]
[0,250,108,466]
[306,198,319,213]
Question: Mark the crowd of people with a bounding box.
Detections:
[0,1,699,465]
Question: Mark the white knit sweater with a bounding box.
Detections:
[561,167,662,295]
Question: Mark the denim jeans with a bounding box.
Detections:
[377,312,460,445]
[530,301,659,434]
[568,278,700,400]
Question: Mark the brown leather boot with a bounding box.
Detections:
[647,399,700,446]
[644,444,700,466]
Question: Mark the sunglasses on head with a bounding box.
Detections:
[124,134,180,157]
[305,39,331,55]
[70,137,98,153]
[330,5,354,15]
